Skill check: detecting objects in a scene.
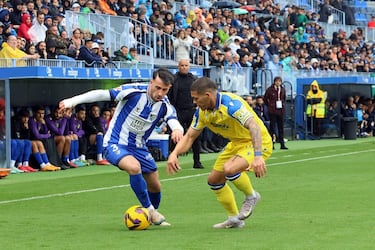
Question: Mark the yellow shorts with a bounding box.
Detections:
[213,141,273,172]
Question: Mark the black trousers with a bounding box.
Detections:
[173,109,201,164]
[269,113,285,145]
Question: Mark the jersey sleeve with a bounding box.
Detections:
[227,99,254,126]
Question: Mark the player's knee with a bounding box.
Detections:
[222,163,236,176]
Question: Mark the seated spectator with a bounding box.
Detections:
[78,39,107,67]
[45,25,74,60]
[253,95,271,132]
[28,105,61,171]
[0,35,39,66]
[342,96,357,117]
[84,104,110,165]
[112,45,130,62]
[36,41,48,59]
[10,109,36,173]
[45,106,78,168]
[126,47,140,64]
[68,28,84,59]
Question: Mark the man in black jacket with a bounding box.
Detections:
[168,59,204,169]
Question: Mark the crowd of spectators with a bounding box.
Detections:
[0,0,375,72]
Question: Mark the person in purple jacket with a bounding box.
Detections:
[45,106,78,168]
[28,105,61,171]
[63,107,86,167]
[68,105,89,165]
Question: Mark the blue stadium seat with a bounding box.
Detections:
[354,0,368,9]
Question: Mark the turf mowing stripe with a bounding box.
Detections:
[0,173,208,205]
[1,149,374,205]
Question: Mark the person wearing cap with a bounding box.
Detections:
[77,39,107,67]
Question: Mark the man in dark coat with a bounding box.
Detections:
[263,76,288,149]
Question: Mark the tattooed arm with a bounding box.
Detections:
[244,117,267,178]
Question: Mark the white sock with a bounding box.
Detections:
[97,154,103,161]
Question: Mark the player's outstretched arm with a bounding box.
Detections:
[59,89,111,110]
[166,127,201,175]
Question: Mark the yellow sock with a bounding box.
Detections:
[231,172,254,196]
[212,183,238,216]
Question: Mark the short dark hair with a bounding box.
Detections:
[191,77,218,94]
[75,105,85,113]
[152,68,174,85]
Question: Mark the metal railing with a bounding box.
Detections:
[64,11,210,68]
[0,58,85,68]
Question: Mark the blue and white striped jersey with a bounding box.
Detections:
[103,84,179,148]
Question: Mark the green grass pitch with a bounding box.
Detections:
[1,138,374,250]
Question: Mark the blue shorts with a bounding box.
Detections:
[104,144,157,174]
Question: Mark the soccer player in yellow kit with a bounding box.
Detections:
[167,77,273,229]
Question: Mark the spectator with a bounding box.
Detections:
[342,96,357,118]
[112,45,130,62]
[45,25,73,60]
[173,29,190,62]
[36,40,47,59]
[263,76,288,149]
[78,39,107,67]
[17,13,32,43]
[28,105,61,171]
[68,28,84,59]
[126,47,140,64]
[253,95,271,132]
[0,35,39,65]
[28,12,47,45]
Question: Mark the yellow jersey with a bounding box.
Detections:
[191,92,272,145]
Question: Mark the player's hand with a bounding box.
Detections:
[166,153,181,175]
[247,156,267,178]
[171,129,183,144]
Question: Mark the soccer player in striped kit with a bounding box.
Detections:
[59,68,183,226]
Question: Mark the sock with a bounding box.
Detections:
[96,134,103,154]
[62,155,69,163]
[41,153,49,164]
[69,143,75,161]
[10,159,16,167]
[23,140,32,164]
[73,140,79,160]
[210,182,238,216]
[130,174,151,208]
[228,172,254,196]
[80,154,86,161]
[97,153,103,161]
[34,153,44,166]
[148,191,161,209]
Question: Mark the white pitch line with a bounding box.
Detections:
[1,149,374,205]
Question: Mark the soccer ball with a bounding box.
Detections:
[124,205,151,230]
